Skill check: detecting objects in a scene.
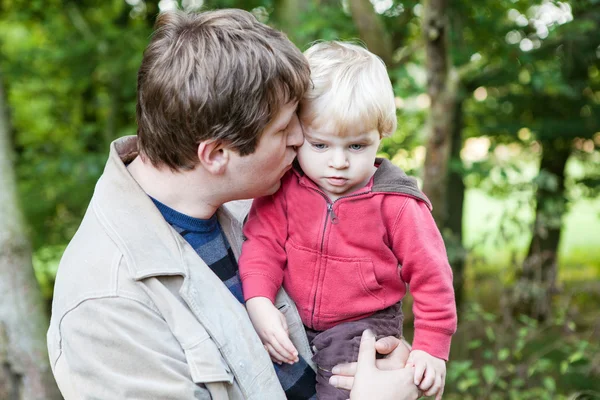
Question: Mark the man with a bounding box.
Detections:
[47,9,418,399]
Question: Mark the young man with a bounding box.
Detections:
[47,9,418,400]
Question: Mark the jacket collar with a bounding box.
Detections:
[292,157,432,210]
[92,136,241,280]
[371,158,432,210]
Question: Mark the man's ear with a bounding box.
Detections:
[197,140,229,174]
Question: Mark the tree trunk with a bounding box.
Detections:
[273,0,309,44]
[0,74,62,399]
[445,94,466,309]
[348,0,394,66]
[421,0,457,228]
[513,137,571,321]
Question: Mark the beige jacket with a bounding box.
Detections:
[47,136,315,400]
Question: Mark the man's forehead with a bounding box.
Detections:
[271,101,299,127]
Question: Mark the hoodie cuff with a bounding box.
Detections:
[411,327,453,361]
[241,274,280,303]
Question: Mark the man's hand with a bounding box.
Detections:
[328,335,411,390]
[406,349,446,400]
[245,297,298,364]
[330,330,418,400]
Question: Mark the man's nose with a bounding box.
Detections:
[329,149,349,169]
[287,115,304,148]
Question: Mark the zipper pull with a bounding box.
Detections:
[327,203,339,224]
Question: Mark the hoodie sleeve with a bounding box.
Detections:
[390,198,457,360]
[238,176,290,304]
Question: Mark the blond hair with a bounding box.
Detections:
[137,9,310,170]
[299,41,396,137]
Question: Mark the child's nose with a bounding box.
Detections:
[329,150,349,169]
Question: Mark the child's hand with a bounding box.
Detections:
[406,349,446,400]
[245,297,299,365]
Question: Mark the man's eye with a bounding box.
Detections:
[349,144,363,150]
[312,143,327,149]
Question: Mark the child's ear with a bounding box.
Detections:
[197,140,229,175]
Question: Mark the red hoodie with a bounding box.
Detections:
[240,158,457,360]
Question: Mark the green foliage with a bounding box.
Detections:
[1,1,152,248]
[444,301,600,399]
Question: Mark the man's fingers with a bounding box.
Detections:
[374,336,400,355]
[356,329,377,369]
[419,366,435,391]
[329,374,354,390]
[331,362,357,376]
[375,357,405,371]
[375,338,409,371]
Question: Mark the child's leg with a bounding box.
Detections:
[307,302,403,400]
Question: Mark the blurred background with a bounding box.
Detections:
[0,0,599,399]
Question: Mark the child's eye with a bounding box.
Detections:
[312,143,327,150]
[349,144,364,150]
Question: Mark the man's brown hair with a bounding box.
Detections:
[136,9,310,170]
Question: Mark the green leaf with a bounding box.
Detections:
[543,377,556,392]
[568,351,584,363]
[482,365,497,385]
[485,326,496,341]
[457,377,480,392]
[511,378,525,388]
[560,360,569,374]
[498,348,510,361]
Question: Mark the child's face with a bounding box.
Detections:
[297,121,381,201]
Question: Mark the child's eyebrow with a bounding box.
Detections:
[348,133,377,142]
[303,132,329,141]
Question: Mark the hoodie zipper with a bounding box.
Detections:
[305,187,370,327]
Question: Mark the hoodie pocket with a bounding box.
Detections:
[318,255,385,320]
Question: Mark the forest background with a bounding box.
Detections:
[0,0,599,399]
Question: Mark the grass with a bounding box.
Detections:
[463,188,600,281]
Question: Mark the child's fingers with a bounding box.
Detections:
[265,343,286,365]
[424,374,442,397]
[269,332,298,363]
[435,385,445,400]
[273,329,298,362]
[413,360,426,385]
[278,311,289,334]
[268,338,293,362]
[418,365,435,391]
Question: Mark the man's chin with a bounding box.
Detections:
[263,181,282,196]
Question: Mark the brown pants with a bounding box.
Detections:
[305,302,403,400]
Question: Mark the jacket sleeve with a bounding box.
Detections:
[52,297,213,399]
[239,178,290,303]
[389,198,457,360]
